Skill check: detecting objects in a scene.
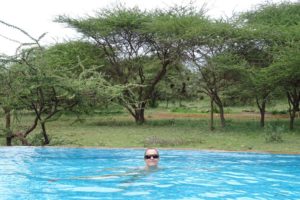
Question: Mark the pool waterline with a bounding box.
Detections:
[2,145,299,155]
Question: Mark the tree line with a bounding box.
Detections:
[0,2,299,145]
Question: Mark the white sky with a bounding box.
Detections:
[0,0,294,55]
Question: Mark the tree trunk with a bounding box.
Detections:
[4,108,12,146]
[134,102,146,124]
[260,109,266,128]
[134,109,145,124]
[218,104,226,128]
[41,122,50,145]
[149,91,158,108]
[179,98,182,107]
[214,95,226,128]
[286,91,299,130]
[289,110,295,130]
[256,96,267,128]
[287,101,296,130]
[18,133,30,146]
[259,102,266,128]
[209,97,214,131]
[6,135,13,146]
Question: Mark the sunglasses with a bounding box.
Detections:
[144,154,159,159]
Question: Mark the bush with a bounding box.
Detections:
[29,133,47,146]
[149,100,159,108]
[271,110,288,115]
[170,107,199,113]
[264,124,284,143]
[143,135,203,147]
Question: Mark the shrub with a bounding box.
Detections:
[143,135,203,147]
[264,124,284,143]
[271,110,288,115]
[29,133,47,146]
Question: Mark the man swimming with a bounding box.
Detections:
[48,148,160,182]
[144,148,160,170]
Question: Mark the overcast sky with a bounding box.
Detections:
[0,0,294,55]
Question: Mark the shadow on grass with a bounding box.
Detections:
[92,118,211,128]
[91,117,299,134]
[222,119,299,134]
[143,135,204,147]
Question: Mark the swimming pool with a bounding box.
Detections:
[0,147,299,199]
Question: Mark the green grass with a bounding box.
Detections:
[0,99,299,153]
[1,113,299,153]
[162,98,290,114]
[42,117,300,153]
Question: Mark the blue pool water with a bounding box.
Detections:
[0,147,300,200]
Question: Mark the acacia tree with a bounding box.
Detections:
[184,19,247,129]
[272,42,300,130]
[0,63,15,145]
[228,29,276,127]
[0,19,47,145]
[155,60,195,108]
[17,51,80,145]
[1,47,118,145]
[56,5,203,123]
[42,41,107,78]
[1,47,78,145]
[238,2,300,129]
[14,44,121,145]
[0,21,119,145]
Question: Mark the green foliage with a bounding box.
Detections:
[271,41,300,86]
[93,107,124,115]
[29,132,48,146]
[148,99,159,108]
[226,2,300,130]
[146,5,209,42]
[43,41,106,78]
[170,107,201,114]
[271,110,288,115]
[264,124,284,143]
[241,2,300,27]
[0,18,126,145]
[157,62,197,103]
[55,4,209,123]
[237,2,300,44]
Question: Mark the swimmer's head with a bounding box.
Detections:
[144,148,159,168]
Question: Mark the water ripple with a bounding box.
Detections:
[1,147,300,200]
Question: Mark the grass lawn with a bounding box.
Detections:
[1,100,299,153]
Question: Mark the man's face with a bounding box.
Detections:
[144,149,159,167]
